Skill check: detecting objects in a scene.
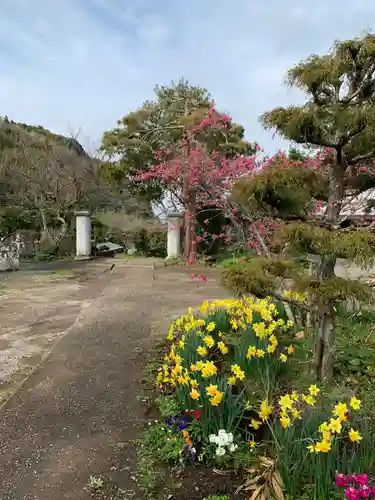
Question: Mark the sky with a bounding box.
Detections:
[0,0,373,155]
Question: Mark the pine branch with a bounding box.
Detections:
[350,147,375,165]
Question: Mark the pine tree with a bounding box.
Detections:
[222,33,375,382]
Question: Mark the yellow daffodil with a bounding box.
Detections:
[228,376,236,386]
[201,361,218,378]
[190,388,200,400]
[269,334,278,346]
[279,394,294,410]
[287,345,295,355]
[256,349,265,358]
[171,365,182,377]
[230,318,239,330]
[307,444,316,453]
[280,415,291,429]
[350,397,361,411]
[291,408,302,420]
[177,375,189,385]
[249,440,257,449]
[308,385,320,397]
[246,346,257,359]
[217,341,228,354]
[302,394,316,406]
[315,440,331,453]
[348,428,362,442]
[206,321,216,332]
[291,391,299,402]
[197,346,208,356]
[319,421,329,433]
[280,353,288,363]
[259,400,273,421]
[203,335,215,348]
[253,322,267,339]
[250,419,262,430]
[231,364,245,380]
[210,391,223,406]
[332,402,348,421]
[329,418,342,434]
[206,384,218,396]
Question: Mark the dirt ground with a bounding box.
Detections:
[0,263,115,404]
[0,257,230,500]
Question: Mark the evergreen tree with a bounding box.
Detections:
[222,33,375,382]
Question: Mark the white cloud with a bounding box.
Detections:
[0,0,374,153]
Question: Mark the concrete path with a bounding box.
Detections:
[0,260,228,500]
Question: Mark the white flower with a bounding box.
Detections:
[209,434,219,444]
[217,430,230,446]
[228,443,238,452]
[216,447,226,456]
[226,432,234,444]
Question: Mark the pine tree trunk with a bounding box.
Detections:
[313,254,336,382]
[313,157,344,382]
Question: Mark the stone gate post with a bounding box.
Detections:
[166,212,182,259]
[75,210,92,260]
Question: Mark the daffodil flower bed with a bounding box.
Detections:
[153,297,375,498]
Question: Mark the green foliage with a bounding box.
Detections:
[133,227,167,257]
[101,78,255,202]
[196,205,227,255]
[136,422,185,493]
[295,275,374,305]
[0,207,39,237]
[233,165,327,219]
[220,257,299,298]
[260,33,375,164]
[32,249,57,262]
[155,394,180,418]
[335,307,375,392]
[277,223,375,267]
[204,496,230,500]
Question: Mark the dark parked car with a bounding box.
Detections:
[91,241,125,257]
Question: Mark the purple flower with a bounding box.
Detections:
[336,473,349,488]
[345,486,360,500]
[355,474,369,486]
[359,485,371,498]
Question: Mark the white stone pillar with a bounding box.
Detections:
[166,212,182,259]
[75,210,92,260]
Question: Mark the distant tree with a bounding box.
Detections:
[101,78,255,256]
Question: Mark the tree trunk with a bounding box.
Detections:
[189,195,197,263]
[313,254,336,382]
[313,157,344,382]
[184,189,197,263]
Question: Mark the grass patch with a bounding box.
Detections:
[85,475,135,499]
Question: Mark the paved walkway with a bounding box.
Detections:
[0,261,228,500]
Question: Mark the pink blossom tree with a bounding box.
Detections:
[138,108,262,262]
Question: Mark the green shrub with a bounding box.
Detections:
[133,227,167,257]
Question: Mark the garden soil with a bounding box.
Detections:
[0,259,229,500]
